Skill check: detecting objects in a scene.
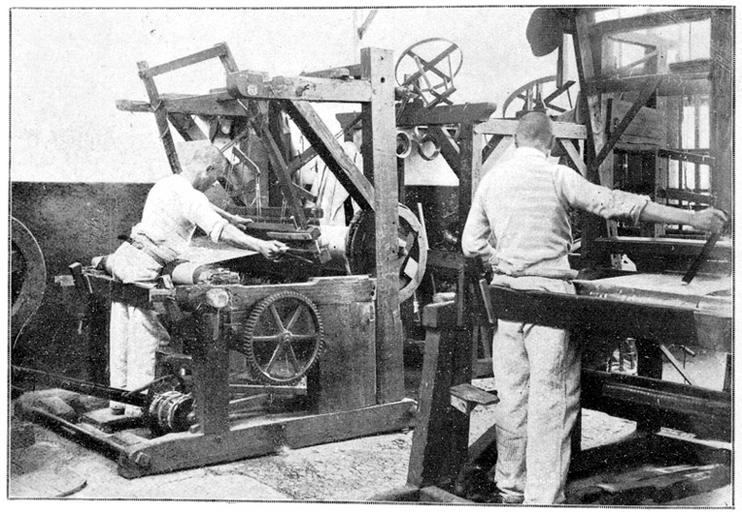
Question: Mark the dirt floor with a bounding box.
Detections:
[8,359,733,504]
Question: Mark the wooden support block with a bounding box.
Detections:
[475,119,587,139]
[449,383,498,415]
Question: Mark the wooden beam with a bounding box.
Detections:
[590,76,662,173]
[141,42,234,78]
[592,236,732,261]
[115,99,152,112]
[167,112,207,141]
[710,9,733,218]
[586,72,710,96]
[301,64,362,79]
[590,8,712,37]
[475,119,586,139]
[559,139,587,176]
[159,94,251,117]
[427,126,460,173]
[361,47,404,404]
[284,100,374,211]
[227,72,372,103]
[137,61,181,174]
[396,102,497,126]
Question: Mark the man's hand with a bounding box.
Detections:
[259,240,289,261]
[690,208,728,233]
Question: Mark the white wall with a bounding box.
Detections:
[10,7,563,182]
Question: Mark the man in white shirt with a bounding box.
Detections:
[104,141,287,415]
[461,112,727,504]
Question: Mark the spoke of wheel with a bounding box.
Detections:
[264,343,284,374]
[269,304,284,330]
[286,305,304,331]
[290,333,317,342]
[285,342,301,373]
[252,335,281,343]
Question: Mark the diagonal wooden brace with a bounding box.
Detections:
[590,75,663,175]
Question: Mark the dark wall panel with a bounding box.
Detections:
[11,182,151,381]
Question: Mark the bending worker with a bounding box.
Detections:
[99,141,287,415]
[461,111,727,504]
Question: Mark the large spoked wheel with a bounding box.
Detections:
[237,291,325,385]
[346,204,428,302]
[501,75,576,118]
[11,217,47,345]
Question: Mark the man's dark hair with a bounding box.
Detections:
[515,111,553,147]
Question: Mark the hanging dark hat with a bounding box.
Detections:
[526,8,574,57]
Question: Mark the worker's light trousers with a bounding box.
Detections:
[106,243,169,415]
[489,275,580,504]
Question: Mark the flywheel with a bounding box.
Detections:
[236,291,325,385]
[346,204,428,302]
[11,217,47,345]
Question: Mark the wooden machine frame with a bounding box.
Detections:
[20,43,424,478]
[374,7,733,505]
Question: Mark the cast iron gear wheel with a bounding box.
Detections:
[238,291,325,385]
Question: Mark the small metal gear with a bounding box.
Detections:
[237,291,325,385]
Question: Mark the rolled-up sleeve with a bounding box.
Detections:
[184,190,229,243]
[462,184,496,260]
[554,165,650,225]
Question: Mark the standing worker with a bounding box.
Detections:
[461,111,727,504]
[98,141,287,415]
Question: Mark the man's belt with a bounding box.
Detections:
[119,235,169,267]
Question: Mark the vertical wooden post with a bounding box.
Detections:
[573,13,610,266]
[710,9,733,221]
[137,61,181,174]
[361,47,404,403]
[456,124,482,326]
[191,309,230,435]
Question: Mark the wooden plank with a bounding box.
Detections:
[559,139,587,176]
[368,485,421,502]
[710,10,733,217]
[284,100,374,211]
[202,277,376,317]
[481,135,512,173]
[137,61,181,173]
[587,73,710,96]
[301,63,362,79]
[427,126,460,172]
[159,94,250,117]
[592,236,732,261]
[227,72,372,103]
[475,119,587,139]
[143,43,233,77]
[117,399,416,478]
[397,102,497,126]
[115,99,152,112]
[168,112,207,141]
[360,47,404,404]
[591,8,712,37]
[449,383,498,406]
[308,301,377,413]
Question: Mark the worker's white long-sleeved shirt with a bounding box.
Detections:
[462,147,649,279]
[130,174,227,263]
